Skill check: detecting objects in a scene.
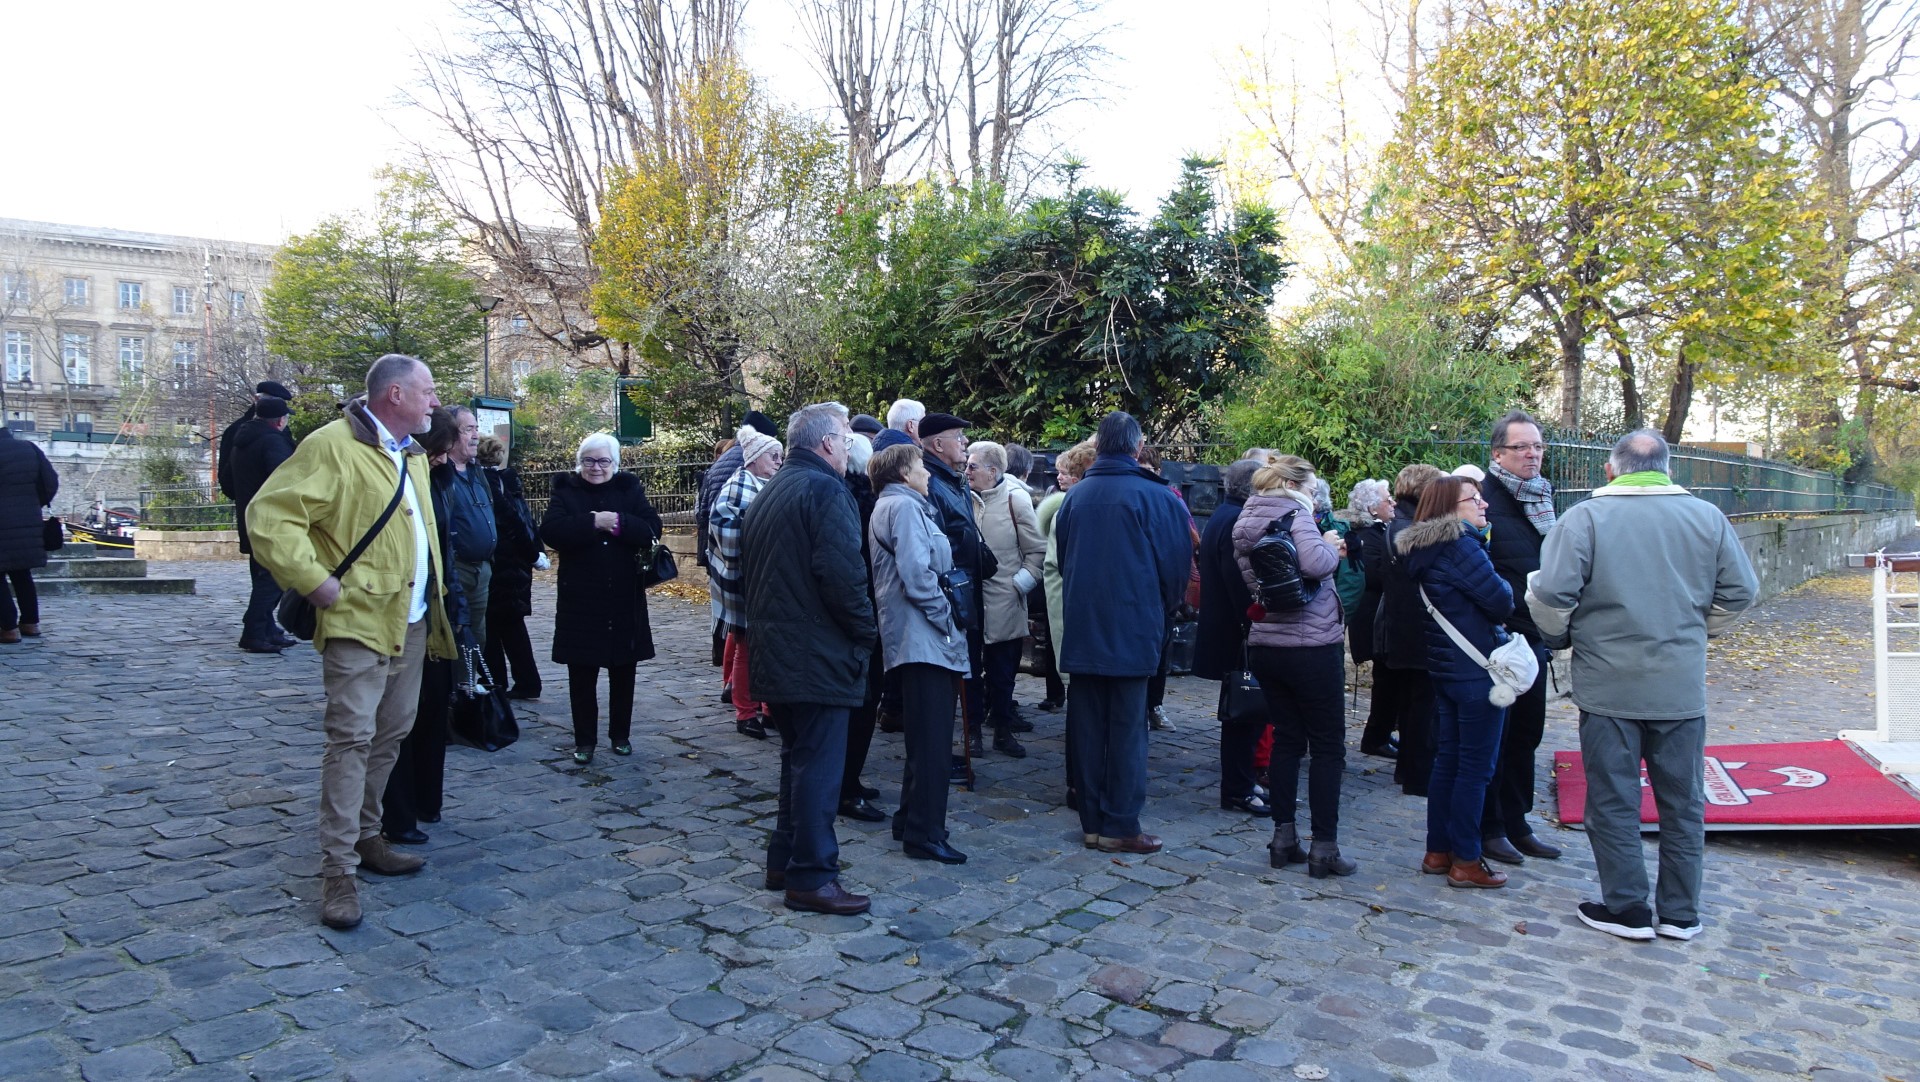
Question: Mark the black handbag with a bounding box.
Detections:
[449,639,519,751]
[638,539,678,588]
[277,460,410,641]
[1219,633,1268,727]
[42,516,63,552]
[876,529,976,631]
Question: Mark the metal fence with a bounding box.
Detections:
[518,458,711,526]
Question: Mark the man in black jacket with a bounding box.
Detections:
[218,380,294,500]
[230,395,297,652]
[1478,410,1563,863]
[741,401,877,916]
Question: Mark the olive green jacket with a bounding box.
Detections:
[247,398,457,660]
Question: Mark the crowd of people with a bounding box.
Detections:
[228,354,1760,942]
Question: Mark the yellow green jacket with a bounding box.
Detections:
[247,399,457,660]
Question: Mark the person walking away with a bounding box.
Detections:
[967,440,1045,752]
[1529,430,1757,941]
[0,425,58,643]
[477,436,543,699]
[1399,475,1515,888]
[1194,459,1269,816]
[741,402,877,915]
[247,354,457,929]
[867,444,969,861]
[1233,455,1355,877]
[1053,412,1191,854]
[1376,464,1444,793]
[1475,410,1564,864]
[230,396,298,652]
[382,408,473,845]
[708,425,783,739]
[539,433,662,765]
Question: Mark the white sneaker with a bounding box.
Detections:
[1656,921,1702,941]
[1149,706,1175,732]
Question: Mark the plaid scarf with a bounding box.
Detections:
[1488,461,1556,535]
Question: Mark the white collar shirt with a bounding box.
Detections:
[368,411,431,624]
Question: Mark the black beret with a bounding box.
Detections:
[256,380,293,399]
[254,397,291,419]
[919,413,972,439]
[850,414,883,436]
[743,410,777,437]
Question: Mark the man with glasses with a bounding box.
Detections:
[740,402,878,915]
[1477,410,1562,865]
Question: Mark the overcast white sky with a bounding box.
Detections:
[5,0,1276,246]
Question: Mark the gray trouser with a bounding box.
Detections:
[454,559,491,653]
[1578,710,1707,926]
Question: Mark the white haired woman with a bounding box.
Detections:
[709,426,784,739]
[539,433,663,765]
[966,439,1046,758]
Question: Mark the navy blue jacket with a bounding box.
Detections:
[1053,454,1193,677]
[696,444,745,569]
[1192,497,1252,681]
[872,429,914,452]
[1397,515,1514,683]
[0,429,58,573]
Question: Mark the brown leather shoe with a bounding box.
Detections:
[1447,858,1509,889]
[18,623,39,637]
[320,875,362,929]
[0,628,19,644]
[764,868,785,891]
[784,881,871,915]
[1421,851,1452,875]
[1096,833,1164,855]
[354,836,425,876]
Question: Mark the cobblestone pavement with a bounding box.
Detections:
[3,555,1918,1082]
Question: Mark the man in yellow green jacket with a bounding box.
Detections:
[248,354,459,930]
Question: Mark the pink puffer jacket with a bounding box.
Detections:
[1231,491,1345,649]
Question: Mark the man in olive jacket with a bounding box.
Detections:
[741,401,878,916]
[248,354,458,931]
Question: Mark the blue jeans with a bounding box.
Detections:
[1066,675,1149,838]
[1427,677,1507,862]
[767,702,849,892]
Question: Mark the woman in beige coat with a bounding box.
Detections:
[967,440,1046,754]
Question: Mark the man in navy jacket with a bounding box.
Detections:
[1053,411,1193,854]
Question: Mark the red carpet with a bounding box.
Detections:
[1553,740,1920,830]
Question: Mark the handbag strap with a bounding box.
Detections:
[1418,585,1493,670]
[333,457,411,582]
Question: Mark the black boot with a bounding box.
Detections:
[1268,822,1306,867]
[991,730,1027,759]
[1307,838,1356,878]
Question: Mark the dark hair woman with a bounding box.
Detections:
[540,433,663,765]
[1396,474,1514,889]
[1375,462,1445,794]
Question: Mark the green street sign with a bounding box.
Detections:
[616,378,653,443]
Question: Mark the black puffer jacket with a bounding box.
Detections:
[1398,515,1514,683]
[540,471,661,667]
[1346,519,1388,664]
[1482,479,1546,640]
[1373,496,1428,670]
[229,418,294,554]
[1192,498,1251,681]
[487,466,540,620]
[0,430,58,572]
[741,448,876,706]
[925,454,986,576]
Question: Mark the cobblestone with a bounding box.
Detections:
[0,558,1916,1080]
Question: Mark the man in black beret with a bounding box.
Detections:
[219,381,296,501]
[850,414,883,437]
[231,394,298,651]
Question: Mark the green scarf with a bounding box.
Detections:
[1608,470,1673,488]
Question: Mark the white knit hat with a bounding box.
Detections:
[737,426,781,469]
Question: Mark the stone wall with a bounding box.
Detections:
[1734,510,1912,600]
[663,526,705,588]
[134,529,242,561]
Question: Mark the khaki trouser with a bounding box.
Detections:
[319,620,428,877]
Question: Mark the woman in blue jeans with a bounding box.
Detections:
[1398,475,1515,888]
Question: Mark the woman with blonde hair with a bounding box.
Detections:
[1233,454,1354,877]
[966,439,1046,755]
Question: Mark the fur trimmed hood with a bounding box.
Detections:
[1394,514,1468,555]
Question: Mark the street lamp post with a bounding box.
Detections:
[474,295,502,397]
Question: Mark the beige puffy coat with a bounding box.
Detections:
[975,475,1046,644]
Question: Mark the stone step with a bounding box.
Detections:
[33,577,197,596]
[33,558,150,579]
[49,542,98,558]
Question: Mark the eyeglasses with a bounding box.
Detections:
[580,457,613,468]
[1500,442,1545,453]
[1458,494,1486,506]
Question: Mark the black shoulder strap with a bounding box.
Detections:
[333,456,411,581]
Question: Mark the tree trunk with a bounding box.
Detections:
[1557,310,1585,430]
[1612,335,1641,431]
[1662,348,1694,444]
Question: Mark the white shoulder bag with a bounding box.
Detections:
[1419,586,1539,707]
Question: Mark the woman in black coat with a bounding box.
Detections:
[479,437,543,700]
[1193,459,1268,816]
[1373,464,1444,794]
[540,434,662,765]
[0,428,59,642]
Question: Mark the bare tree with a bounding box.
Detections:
[406,0,745,373]
[797,0,943,188]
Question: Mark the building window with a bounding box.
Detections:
[173,286,194,315]
[64,277,89,306]
[510,315,528,335]
[118,281,143,310]
[4,331,30,382]
[172,340,197,389]
[229,290,246,317]
[61,332,92,384]
[510,359,533,389]
[119,336,146,383]
[2,273,28,303]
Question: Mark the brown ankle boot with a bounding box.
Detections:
[18,623,39,637]
[320,875,362,929]
[1421,851,1452,875]
[1447,858,1509,889]
[0,628,19,644]
[355,836,425,876]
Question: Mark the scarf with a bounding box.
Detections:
[1488,461,1555,536]
[1608,470,1673,488]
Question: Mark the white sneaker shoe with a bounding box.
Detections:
[1656,921,1702,941]
[1149,706,1175,731]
